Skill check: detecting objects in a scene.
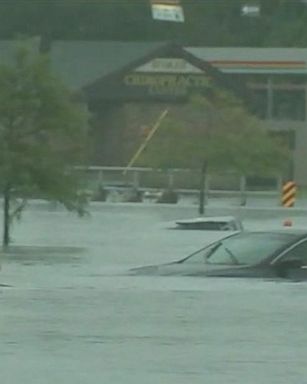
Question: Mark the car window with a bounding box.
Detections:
[205,232,294,265]
[277,240,307,265]
[182,242,220,264]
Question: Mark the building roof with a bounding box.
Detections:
[80,42,246,102]
[0,38,40,66]
[0,40,21,65]
[50,40,165,89]
[49,42,307,90]
[2,40,307,88]
[186,47,307,74]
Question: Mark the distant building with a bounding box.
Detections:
[2,40,307,184]
[49,41,247,168]
[187,47,307,184]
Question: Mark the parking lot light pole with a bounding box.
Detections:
[199,160,207,215]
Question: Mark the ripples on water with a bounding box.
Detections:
[1,203,307,384]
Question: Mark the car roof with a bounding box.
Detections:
[177,216,238,223]
[246,228,307,236]
[179,228,307,264]
[228,229,307,247]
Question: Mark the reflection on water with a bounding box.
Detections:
[1,203,307,384]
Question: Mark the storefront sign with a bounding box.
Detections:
[135,58,203,74]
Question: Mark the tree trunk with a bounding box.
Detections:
[3,186,10,248]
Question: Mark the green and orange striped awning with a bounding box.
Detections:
[209,60,307,74]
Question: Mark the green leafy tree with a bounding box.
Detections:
[0,0,307,47]
[0,43,89,247]
[138,90,289,176]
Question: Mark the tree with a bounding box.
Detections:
[0,42,89,247]
[1,0,307,47]
[138,89,289,176]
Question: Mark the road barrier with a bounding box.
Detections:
[281,181,297,207]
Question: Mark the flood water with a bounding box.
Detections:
[1,202,307,384]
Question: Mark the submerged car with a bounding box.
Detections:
[175,216,243,231]
[131,229,307,280]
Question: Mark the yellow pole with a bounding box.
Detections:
[123,109,169,174]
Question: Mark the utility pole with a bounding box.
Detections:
[199,160,207,215]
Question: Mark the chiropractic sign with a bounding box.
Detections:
[122,58,211,97]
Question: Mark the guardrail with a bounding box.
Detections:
[75,166,283,205]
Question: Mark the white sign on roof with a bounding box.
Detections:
[241,4,260,16]
[151,3,184,22]
[135,58,203,73]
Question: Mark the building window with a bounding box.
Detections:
[250,89,268,119]
[249,84,306,121]
[272,90,305,121]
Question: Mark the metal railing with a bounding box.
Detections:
[75,166,283,205]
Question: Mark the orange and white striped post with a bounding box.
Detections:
[281,181,297,207]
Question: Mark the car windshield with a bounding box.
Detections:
[184,232,296,266]
[207,232,296,265]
